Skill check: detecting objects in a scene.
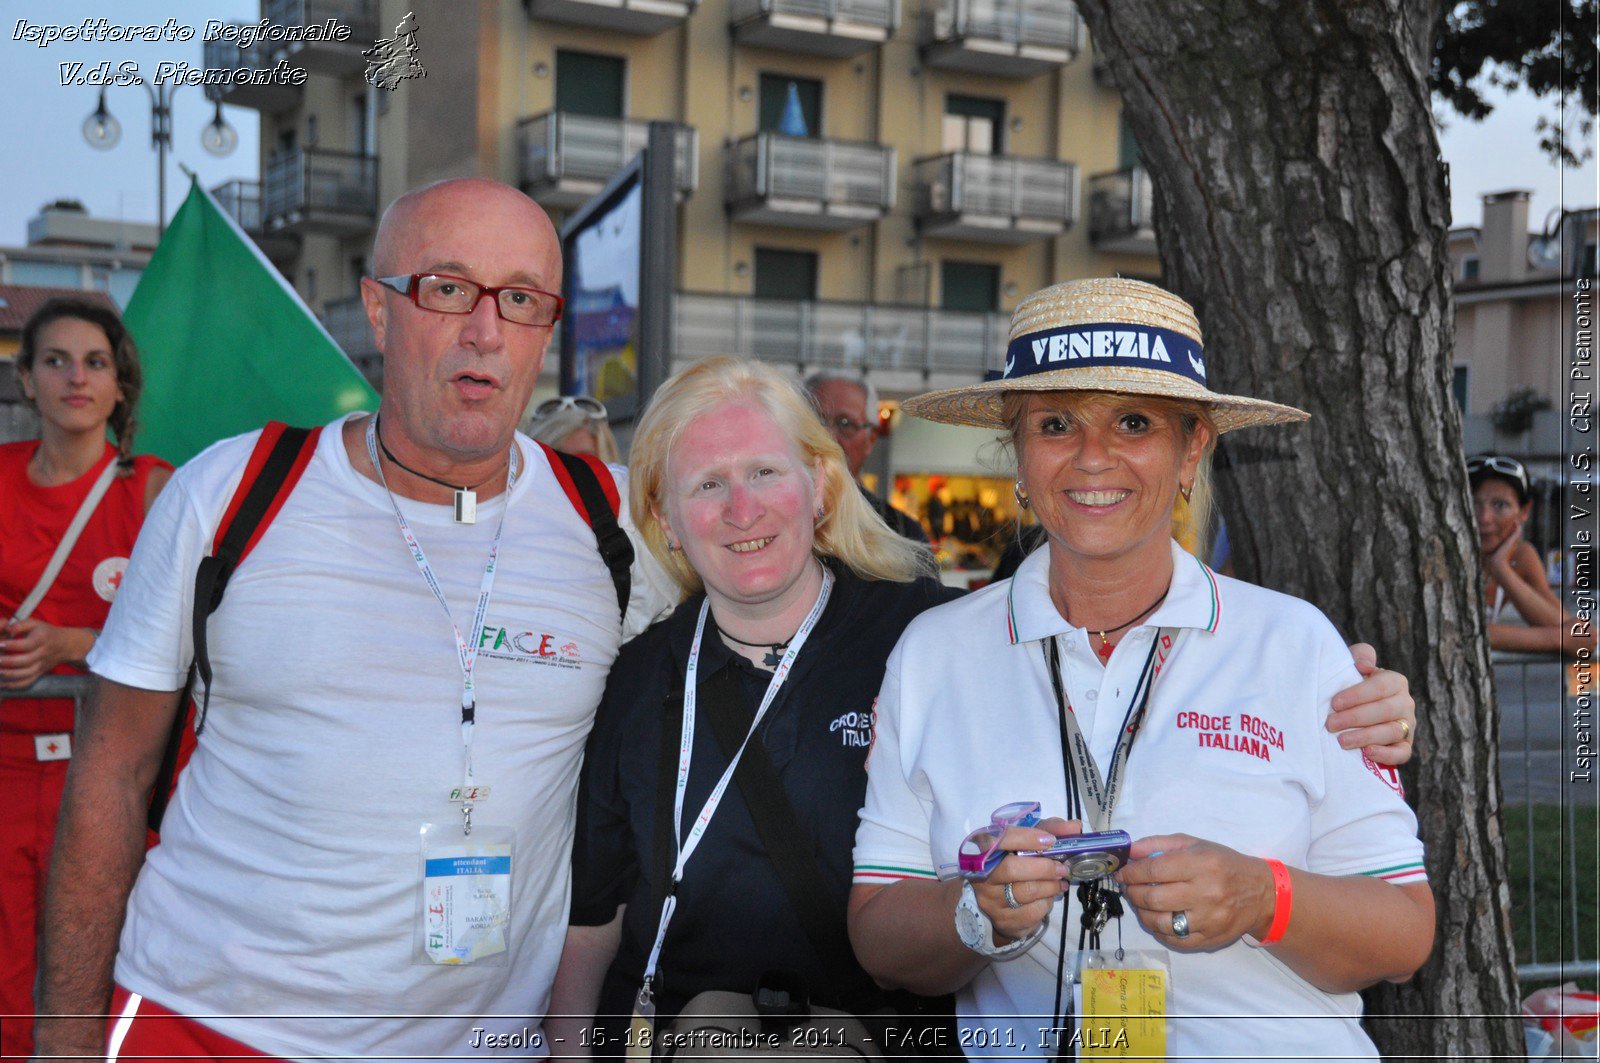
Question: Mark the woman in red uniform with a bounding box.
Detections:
[0,296,171,1057]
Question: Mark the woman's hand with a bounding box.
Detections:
[972,817,1081,944]
[0,618,92,689]
[1116,834,1273,951]
[1485,521,1526,578]
[1327,644,1415,766]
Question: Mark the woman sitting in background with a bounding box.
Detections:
[525,394,620,462]
[1470,454,1592,656]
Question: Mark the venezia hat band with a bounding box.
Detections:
[992,321,1207,387]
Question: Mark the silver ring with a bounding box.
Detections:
[1170,910,1190,938]
[1003,883,1022,910]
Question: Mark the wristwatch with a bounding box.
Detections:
[955,881,1047,961]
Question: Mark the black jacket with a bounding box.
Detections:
[571,564,960,1025]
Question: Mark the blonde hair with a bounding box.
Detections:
[1000,391,1216,555]
[524,403,620,463]
[630,357,934,597]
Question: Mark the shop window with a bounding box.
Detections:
[760,75,822,138]
[557,51,625,119]
[754,248,817,301]
[943,95,1004,154]
[941,261,1000,313]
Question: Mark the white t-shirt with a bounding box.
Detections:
[90,416,676,1061]
[853,540,1427,1062]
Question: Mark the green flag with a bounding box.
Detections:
[124,179,379,466]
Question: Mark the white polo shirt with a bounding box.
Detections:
[854,540,1426,1061]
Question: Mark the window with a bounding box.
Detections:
[943,95,1004,154]
[277,128,297,154]
[306,114,318,148]
[760,75,822,138]
[1583,243,1597,278]
[350,256,367,295]
[556,51,625,119]
[1452,365,1468,415]
[305,267,317,304]
[1118,111,1143,170]
[941,261,1000,312]
[351,93,369,152]
[1461,256,1479,282]
[754,248,818,301]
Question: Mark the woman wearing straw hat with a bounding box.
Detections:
[848,278,1434,1059]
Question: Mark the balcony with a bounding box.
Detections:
[676,293,1006,379]
[730,0,897,57]
[211,180,299,262]
[321,297,382,385]
[914,153,1077,243]
[518,114,699,210]
[263,0,377,75]
[203,34,302,112]
[523,0,696,35]
[726,134,895,230]
[1088,167,1156,255]
[263,148,377,235]
[922,0,1080,78]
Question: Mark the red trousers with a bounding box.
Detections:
[106,985,273,1061]
[0,745,69,1059]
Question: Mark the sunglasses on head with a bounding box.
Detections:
[1467,455,1528,494]
[534,395,607,420]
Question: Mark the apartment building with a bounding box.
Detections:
[205,0,1159,567]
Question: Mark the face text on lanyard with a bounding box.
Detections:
[365,416,519,836]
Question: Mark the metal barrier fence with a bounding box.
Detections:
[1493,650,1597,982]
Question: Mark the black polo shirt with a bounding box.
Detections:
[571,564,961,1027]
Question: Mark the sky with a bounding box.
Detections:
[0,2,1594,245]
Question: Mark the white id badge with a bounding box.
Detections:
[415,822,513,966]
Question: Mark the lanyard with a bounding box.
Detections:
[1044,628,1176,832]
[639,564,836,995]
[364,417,518,798]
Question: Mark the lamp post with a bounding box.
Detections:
[82,84,238,236]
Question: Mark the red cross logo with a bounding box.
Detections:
[46,740,59,755]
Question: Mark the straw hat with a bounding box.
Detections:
[902,277,1308,433]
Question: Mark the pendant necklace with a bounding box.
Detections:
[373,415,506,525]
[718,627,793,669]
[1088,587,1170,663]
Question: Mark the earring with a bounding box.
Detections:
[814,506,826,524]
[1013,480,1030,508]
[1180,483,1193,504]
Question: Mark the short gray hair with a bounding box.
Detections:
[803,369,877,421]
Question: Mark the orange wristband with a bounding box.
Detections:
[1259,859,1292,945]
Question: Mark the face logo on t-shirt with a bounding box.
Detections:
[92,556,129,602]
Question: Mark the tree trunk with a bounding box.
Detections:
[1074,0,1522,1056]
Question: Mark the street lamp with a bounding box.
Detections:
[82,84,238,236]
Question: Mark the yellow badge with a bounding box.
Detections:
[1079,965,1166,1059]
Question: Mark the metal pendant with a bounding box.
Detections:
[454,488,477,525]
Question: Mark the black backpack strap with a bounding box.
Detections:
[148,424,317,833]
[697,668,861,982]
[542,445,633,622]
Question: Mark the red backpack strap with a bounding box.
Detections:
[538,442,633,621]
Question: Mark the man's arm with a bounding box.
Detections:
[34,679,184,1057]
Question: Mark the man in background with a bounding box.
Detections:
[805,370,927,544]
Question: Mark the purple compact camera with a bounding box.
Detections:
[951,801,1132,882]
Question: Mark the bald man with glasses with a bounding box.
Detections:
[35,178,675,1061]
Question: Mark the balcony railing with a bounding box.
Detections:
[264,148,377,235]
[518,114,698,209]
[726,133,895,230]
[676,293,1006,377]
[730,0,898,56]
[923,0,1080,77]
[263,0,377,74]
[211,180,263,233]
[523,0,697,35]
[914,153,1077,243]
[321,296,381,384]
[1088,167,1156,255]
[202,34,302,111]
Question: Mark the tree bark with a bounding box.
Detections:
[1073,0,1522,1056]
